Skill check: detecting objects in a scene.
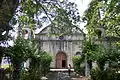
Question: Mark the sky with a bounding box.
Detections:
[70,0,91,16]
[72,0,91,33]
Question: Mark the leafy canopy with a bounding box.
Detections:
[8,36,32,62]
[11,0,81,35]
[83,0,120,37]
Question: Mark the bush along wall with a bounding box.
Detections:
[72,56,85,75]
[40,51,52,76]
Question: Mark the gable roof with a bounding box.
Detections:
[35,25,85,35]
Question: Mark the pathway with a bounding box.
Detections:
[47,71,88,80]
[47,72,71,80]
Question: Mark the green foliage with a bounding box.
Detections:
[40,51,52,76]
[8,36,32,62]
[83,41,99,61]
[72,56,84,75]
[20,68,41,80]
[20,51,52,80]
[90,68,120,80]
[50,8,73,35]
[18,41,41,80]
[96,44,120,70]
[83,0,120,37]
[0,0,19,65]
[6,36,33,80]
[0,0,18,46]
[116,42,120,49]
[83,41,120,70]
[0,0,19,24]
[12,0,82,36]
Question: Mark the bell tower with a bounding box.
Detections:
[95,27,105,39]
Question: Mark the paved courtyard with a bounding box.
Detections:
[47,71,88,80]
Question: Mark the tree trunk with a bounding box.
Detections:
[0,57,2,67]
[0,0,19,24]
[0,0,19,42]
[0,46,4,67]
[12,61,22,80]
[97,61,105,71]
[87,60,92,70]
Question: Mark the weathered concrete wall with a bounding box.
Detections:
[36,34,83,68]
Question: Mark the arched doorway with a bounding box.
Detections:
[56,51,67,68]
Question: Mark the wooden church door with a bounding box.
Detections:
[56,52,67,68]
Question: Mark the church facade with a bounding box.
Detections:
[35,26,85,68]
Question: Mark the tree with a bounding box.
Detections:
[39,51,52,76]
[0,1,19,66]
[82,0,120,70]
[12,0,81,35]
[83,41,100,69]
[0,0,19,24]
[0,0,19,41]
[20,48,52,80]
[1,0,82,39]
[0,0,81,41]
[83,0,120,38]
[0,0,82,71]
[83,40,120,71]
[72,56,85,75]
[7,36,32,80]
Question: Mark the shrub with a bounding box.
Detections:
[90,68,120,80]
[72,56,84,75]
[7,36,33,80]
[20,51,52,80]
[0,67,12,80]
[40,51,52,76]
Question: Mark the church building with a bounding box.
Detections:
[35,26,85,68]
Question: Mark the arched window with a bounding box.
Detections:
[76,51,81,56]
[22,28,30,39]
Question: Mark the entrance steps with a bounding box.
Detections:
[50,69,74,72]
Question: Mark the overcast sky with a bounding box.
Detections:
[71,0,91,33]
[70,0,91,16]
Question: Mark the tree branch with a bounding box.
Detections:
[9,0,19,23]
[115,30,120,37]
